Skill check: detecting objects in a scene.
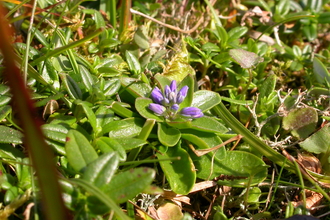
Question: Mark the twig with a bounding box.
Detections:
[130,8,204,34]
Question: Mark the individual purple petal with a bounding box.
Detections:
[150,87,164,104]
[148,103,166,115]
[164,85,171,98]
[169,80,177,93]
[177,86,189,104]
[171,104,179,111]
[180,107,204,118]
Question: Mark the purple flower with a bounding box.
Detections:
[180,107,204,118]
[148,103,166,115]
[169,80,177,93]
[171,104,179,111]
[176,86,188,104]
[148,80,203,120]
[150,87,164,104]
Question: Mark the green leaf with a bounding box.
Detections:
[95,105,115,129]
[42,124,69,143]
[313,57,330,85]
[70,178,130,220]
[318,12,330,24]
[65,130,98,172]
[0,125,23,144]
[83,152,119,188]
[125,51,141,74]
[93,10,106,28]
[0,105,11,121]
[202,42,221,53]
[103,167,155,203]
[154,73,172,90]
[282,107,318,139]
[74,100,98,134]
[95,137,126,161]
[190,116,228,134]
[299,125,330,154]
[134,27,150,49]
[105,117,145,139]
[0,95,11,107]
[195,151,267,187]
[178,74,194,108]
[157,144,196,194]
[158,123,181,147]
[60,73,82,100]
[303,23,317,41]
[116,138,147,151]
[79,65,95,92]
[229,49,264,69]
[0,143,25,162]
[259,74,276,99]
[227,26,248,41]
[103,78,121,96]
[181,130,226,158]
[214,151,268,187]
[135,97,164,122]
[215,25,228,47]
[191,90,221,112]
[121,77,152,98]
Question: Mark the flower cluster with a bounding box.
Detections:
[148,80,203,120]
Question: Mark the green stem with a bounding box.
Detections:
[119,0,131,35]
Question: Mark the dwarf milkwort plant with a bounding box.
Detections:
[148,80,204,120]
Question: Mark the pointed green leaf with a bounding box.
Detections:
[191,90,221,112]
[313,57,330,85]
[65,130,98,172]
[299,125,330,154]
[105,117,145,139]
[79,65,95,92]
[60,73,82,100]
[0,125,23,144]
[178,74,194,108]
[229,49,264,69]
[95,137,126,161]
[83,152,119,187]
[121,77,152,98]
[74,100,98,134]
[125,51,141,74]
[103,167,155,203]
[70,178,130,220]
[42,124,69,143]
[135,97,164,122]
[190,116,228,134]
[0,105,11,121]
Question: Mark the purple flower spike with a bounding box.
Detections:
[177,86,189,104]
[151,87,164,104]
[180,107,204,118]
[149,103,166,115]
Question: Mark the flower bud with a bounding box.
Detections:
[169,80,177,93]
[177,86,188,104]
[171,104,179,111]
[149,103,166,115]
[150,87,164,104]
[180,107,204,118]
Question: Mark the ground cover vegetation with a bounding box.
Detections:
[0,0,330,219]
